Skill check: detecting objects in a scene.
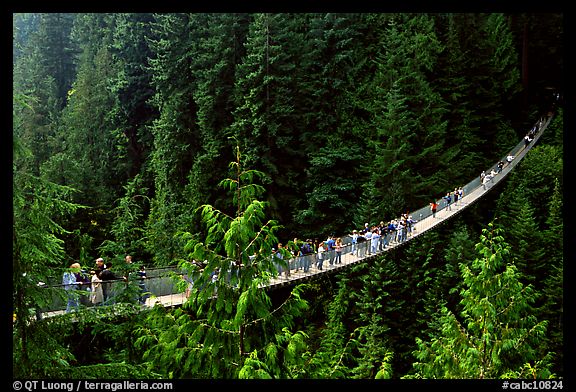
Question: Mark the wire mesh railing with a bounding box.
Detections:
[38,112,554,319]
[38,266,185,317]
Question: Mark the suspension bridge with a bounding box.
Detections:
[39,111,555,319]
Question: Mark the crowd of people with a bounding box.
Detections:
[58,112,553,309]
[61,255,149,313]
[265,210,429,280]
[266,114,550,280]
[480,114,546,192]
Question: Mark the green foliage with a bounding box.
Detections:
[410,223,552,378]
[134,145,309,378]
[13,99,84,377]
[13,305,158,379]
[12,13,563,378]
[99,174,150,260]
[305,252,401,379]
[494,134,563,376]
[354,14,450,222]
[238,328,309,379]
[291,14,368,237]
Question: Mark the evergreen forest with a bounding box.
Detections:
[12,12,564,381]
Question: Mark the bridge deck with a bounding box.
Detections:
[41,113,552,319]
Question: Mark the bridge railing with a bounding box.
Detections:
[408,115,550,227]
[38,266,184,315]
[39,113,553,318]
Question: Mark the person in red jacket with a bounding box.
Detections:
[430,201,439,218]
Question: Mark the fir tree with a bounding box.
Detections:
[186,13,250,221]
[135,144,309,378]
[145,13,200,266]
[410,223,552,378]
[13,95,84,377]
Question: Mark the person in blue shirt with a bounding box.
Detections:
[370,229,381,254]
[62,262,81,313]
[443,192,452,211]
[326,236,336,266]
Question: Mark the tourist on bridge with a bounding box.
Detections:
[62,262,82,313]
[349,230,359,256]
[317,242,325,270]
[444,192,452,211]
[482,172,493,190]
[326,236,336,266]
[396,219,406,243]
[506,155,515,168]
[137,265,149,305]
[364,228,373,255]
[387,220,396,240]
[378,221,388,250]
[371,229,381,253]
[430,201,438,218]
[453,188,459,206]
[290,238,302,271]
[300,239,314,272]
[335,238,343,264]
[406,215,417,237]
[273,245,288,278]
[356,231,368,257]
[361,222,370,234]
[90,269,104,307]
[100,261,118,304]
[95,257,105,274]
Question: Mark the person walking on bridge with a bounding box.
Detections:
[335,238,343,264]
[317,242,325,270]
[100,261,118,304]
[444,192,452,211]
[349,230,359,256]
[453,188,459,206]
[326,236,336,266]
[430,201,438,218]
[371,229,381,253]
[300,239,313,272]
[90,270,104,306]
[62,262,82,313]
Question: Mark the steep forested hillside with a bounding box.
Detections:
[13,12,563,380]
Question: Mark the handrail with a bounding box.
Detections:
[38,111,554,319]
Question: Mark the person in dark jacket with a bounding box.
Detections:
[99,261,118,304]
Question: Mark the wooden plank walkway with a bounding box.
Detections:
[41,113,552,318]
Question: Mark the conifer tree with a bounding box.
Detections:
[36,13,78,107]
[186,13,250,218]
[110,13,158,179]
[135,144,309,378]
[290,13,366,236]
[501,195,546,287]
[538,177,563,375]
[13,95,83,377]
[410,223,551,378]
[230,12,317,232]
[434,13,486,182]
[357,14,448,222]
[13,13,41,63]
[145,13,200,265]
[13,15,63,176]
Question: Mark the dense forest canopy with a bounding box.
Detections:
[13,12,563,380]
